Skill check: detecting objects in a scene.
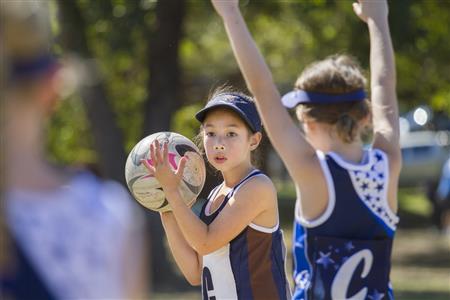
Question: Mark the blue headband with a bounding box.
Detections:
[10,54,58,81]
[281,89,366,108]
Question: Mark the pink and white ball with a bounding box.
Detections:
[125,132,206,212]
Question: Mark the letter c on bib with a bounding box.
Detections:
[331,249,373,300]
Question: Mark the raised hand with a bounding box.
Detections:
[211,0,239,18]
[141,139,187,193]
[352,0,388,23]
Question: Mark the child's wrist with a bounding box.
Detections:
[367,16,389,28]
[218,6,240,20]
[164,188,184,206]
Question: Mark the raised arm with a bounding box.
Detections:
[353,0,401,167]
[353,0,401,212]
[211,0,317,182]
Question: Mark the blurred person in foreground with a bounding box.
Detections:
[0,1,149,299]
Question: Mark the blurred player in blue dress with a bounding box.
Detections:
[1,1,148,299]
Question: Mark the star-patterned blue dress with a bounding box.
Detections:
[292,149,399,300]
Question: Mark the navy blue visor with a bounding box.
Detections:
[282,89,366,108]
[195,93,262,133]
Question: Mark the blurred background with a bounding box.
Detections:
[15,0,450,299]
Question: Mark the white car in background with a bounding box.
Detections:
[399,106,450,230]
[399,129,450,187]
[399,106,450,187]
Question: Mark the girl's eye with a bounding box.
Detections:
[227,132,237,137]
[206,132,215,137]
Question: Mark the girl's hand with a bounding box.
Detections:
[352,0,388,24]
[211,0,239,18]
[141,139,187,193]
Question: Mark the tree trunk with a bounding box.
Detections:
[143,0,189,291]
[57,0,126,185]
[143,0,185,133]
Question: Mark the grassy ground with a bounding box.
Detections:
[392,188,450,300]
[153,187,450,299]
[391,228,449,300]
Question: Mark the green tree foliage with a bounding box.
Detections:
[390,0,450,114]
[48,0,450,166]
[47,95,96,164]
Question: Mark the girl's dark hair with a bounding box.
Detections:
[295,55,371,143]
[194,85,262,168]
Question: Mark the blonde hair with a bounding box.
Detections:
[295,55,371,143]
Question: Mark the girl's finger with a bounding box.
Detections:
[150,143,157,166]
[140,158,155,173]
[154,140,164,163]
[176,156,187,179]
[163,142,169,163]
[352,2,361,15]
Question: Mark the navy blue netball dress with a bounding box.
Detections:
[292,149,399,300]
[200,170,291,300]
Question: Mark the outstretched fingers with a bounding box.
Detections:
[176,156,188,180]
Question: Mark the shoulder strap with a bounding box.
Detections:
[206,184,222,200]
[200,183,223,220]
[206,170,263,218]
[228,169,263,198]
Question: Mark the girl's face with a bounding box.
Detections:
[202,108,259,173]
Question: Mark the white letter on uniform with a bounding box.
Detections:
[331,249,373,300]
